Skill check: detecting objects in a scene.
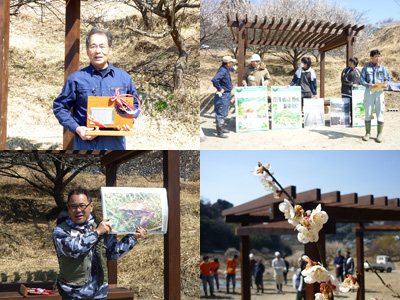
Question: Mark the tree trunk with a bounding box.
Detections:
[170,24,188,92]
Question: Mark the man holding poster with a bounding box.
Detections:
[360,49,390,142]
[53,187,148,300]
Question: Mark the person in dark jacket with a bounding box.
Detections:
[341,57,361,124]
[283,256,289,285]
[343,251,355,276]
[288,57,317,106]
[334,249,345,282]
[294,257,306,300]
[254,259,265,293]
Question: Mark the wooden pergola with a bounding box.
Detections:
[1,0,91,150]
[222,186,400,300]
[227,14,365,98]
[0,150,182,300]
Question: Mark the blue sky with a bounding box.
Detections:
[200,151,400,206]
[334,0,400,25]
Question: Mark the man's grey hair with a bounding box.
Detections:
[86,27,113,47]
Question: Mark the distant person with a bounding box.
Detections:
[360,49,390,143]
[250,253,256,288]
[200,256,215,298]
[341,57,361,124]
[283,256,290,285]
[288,57,318,104]
[226,254,239,294]
[272,251,287,293]
[242,54,271,87]
[294,256,306,300]
[343,251,355,277]
[209,258,220,292]
[334,249,345,282]
[254,259,265,293]
[211,55,237,138]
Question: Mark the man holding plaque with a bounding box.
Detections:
[53,187,148,300]
[360,49,390,143]
[53,28,141,150]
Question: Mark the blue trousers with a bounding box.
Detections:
[214,91,231,124]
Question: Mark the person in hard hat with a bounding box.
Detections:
[272,251,287,293]
[226,254,239,294]
[242,54,271,87]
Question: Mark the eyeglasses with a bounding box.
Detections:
[68,202,92,211]
[88,44,108,52]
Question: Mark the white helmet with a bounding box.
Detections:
[249,253,254,259]
[250,54,261,61]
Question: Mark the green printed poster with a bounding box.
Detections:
[352,86,378,127]
[234,86,269,132]
[101,187,168,234]
[270,86,302,129]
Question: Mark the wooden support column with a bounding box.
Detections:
[355,223,365,300]
[237,21,247,87]
[304,229,326,300]
[163,150,180,300]
[240,222,250,300]
[346,29,354,66]
[319,50,325,99]
[106,162,118,287]
[63,0,81,150]
[0,0,10,150]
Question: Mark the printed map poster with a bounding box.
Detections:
[352,86,378,127]
[270,86,302,129]
[330,98,350,127]
[304,98,325,128]
[101,187,168,234]
[234,86,269,132]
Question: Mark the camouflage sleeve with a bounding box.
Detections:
[53,227,99,258]
[106,234,138,261]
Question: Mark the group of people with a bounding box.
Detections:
[334,249,355,282]
[211,49,390,142]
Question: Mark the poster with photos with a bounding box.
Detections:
[330,98,350,127]
[304,98,325,128]
[270,86,302,129]
[352,86,378,127]
[234,86,269,132]
[101,187,168,234]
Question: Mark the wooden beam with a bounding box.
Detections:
[225,214,271,224]
[353,224,400,232]
[100,150,149,166]
[163,150,181,300]
[63,0,81,150]
[388,198,400,207]
[324,205,400,222]
[0,0,10,150]
[236,221,298,236]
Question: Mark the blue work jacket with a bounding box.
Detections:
[53,63,140,150]
[211,65,234,92]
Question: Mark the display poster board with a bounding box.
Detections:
[330,98,351,127]
[234,86,269,132]
[270,86,302,129]
[304,98,325,128]
[101,187,168,234]
[352,86,378,127]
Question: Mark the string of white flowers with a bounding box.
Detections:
[253,162,360,300]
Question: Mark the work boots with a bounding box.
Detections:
[362,121,371,141]
[216,124,228,138]
[376,123,384,143]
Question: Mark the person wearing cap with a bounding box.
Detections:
[249,253,256,288]
[200,256,215,298]
[242,54,271,87]
[360,49,390,143]
[334,249,345,282]
[211,55,237,138]
[288,56,318,105]
[226,254,239,294]
[272,251,287,293]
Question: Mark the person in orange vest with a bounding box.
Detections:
[209,258,220,292]
[226,254,239,294]
[200,256,214,298]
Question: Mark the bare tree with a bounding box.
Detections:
[0,153,101,213]
[124,0,200,91]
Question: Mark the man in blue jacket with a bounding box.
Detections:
[211,56,237,138]
[360,49,390,143]
[53,28,140,150]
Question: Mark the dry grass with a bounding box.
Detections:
[7,1,200,150]
[0,172,200,299]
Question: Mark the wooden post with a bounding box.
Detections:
[304,229,326,300]
[355,223,365,300]
[0,0,10,150]
[63,0,81,150]
[237,20,246,87]
[240,222,250,300]
[163,150,180,300]
[346,28,354,66]
[319,50,325,99]
[106,162,118,287]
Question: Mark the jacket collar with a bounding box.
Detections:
[66,214,95,230]
[89,63,115,77]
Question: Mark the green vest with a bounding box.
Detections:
[56,221,109,287]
